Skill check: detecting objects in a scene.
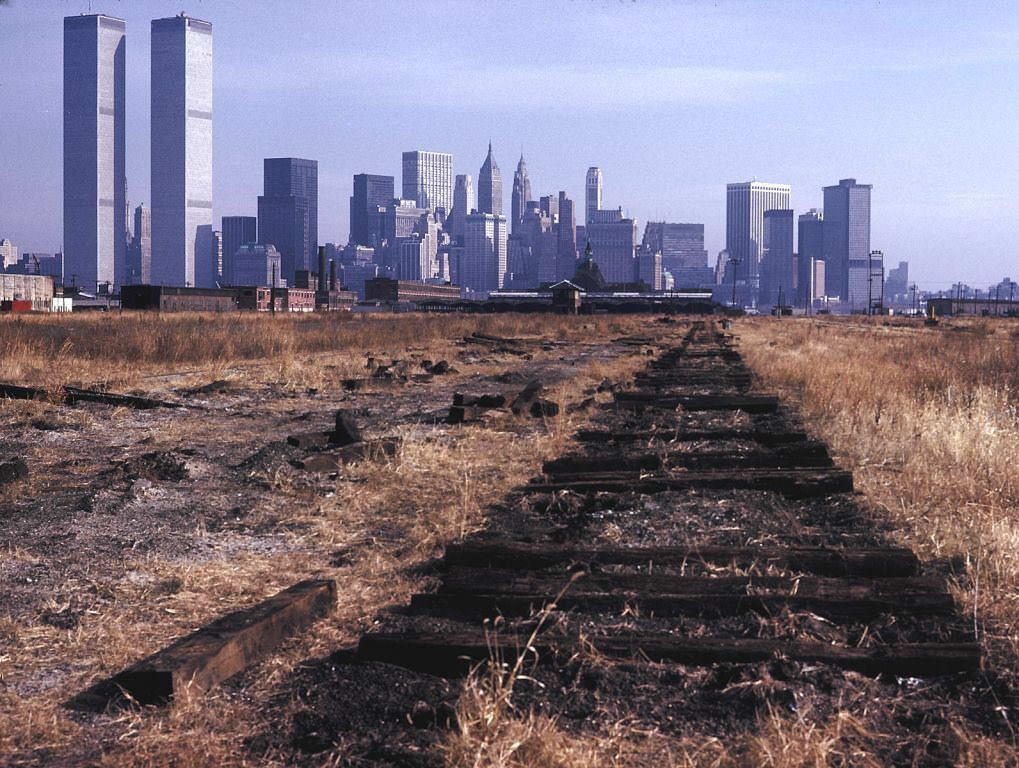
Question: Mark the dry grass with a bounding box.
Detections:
[0,312,661,767]
[437,315,1019,768]
[737,317,1019,659]
[0,311,624,391]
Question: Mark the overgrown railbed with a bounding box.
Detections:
[271,320,1016,767]
[0,313,653,766]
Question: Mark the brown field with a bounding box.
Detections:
[0,311,665,767]
[3,312,1019,766]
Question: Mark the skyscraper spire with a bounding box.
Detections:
[511,151,531,234]
[478,142,502,216]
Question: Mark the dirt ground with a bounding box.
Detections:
[0,314,668,767]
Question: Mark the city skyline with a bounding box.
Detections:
[2,1,1018,287]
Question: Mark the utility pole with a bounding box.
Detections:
[271,263,276,316]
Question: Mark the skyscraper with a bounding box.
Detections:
[462,212,508,298]
[402,151,453,216]
[221,215,256,284]
[822,178,872,304]
[760,209,795,307]
[725,182,791,306]
[586,208,638,285]
[797,209,823,305]
[349,173,393,247]
[126,204,151,285]
[556,191,578,281]
[258,158,318,282]
[447,174,475,244]
[511,154,531,233]
[151,13,213,287]
[585,167,603,226]
[63,14,125,290]
[478,143,503,216]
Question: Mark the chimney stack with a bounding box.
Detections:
[318,246,327,292]
[329,259,337,291]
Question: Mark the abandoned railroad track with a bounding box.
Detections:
[314,320,994,765]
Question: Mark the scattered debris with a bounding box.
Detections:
[125,452,189,483]
[0,458,28,485]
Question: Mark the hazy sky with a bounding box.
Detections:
[1,0,1017,288]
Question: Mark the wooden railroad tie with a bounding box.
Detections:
[575,428,813,445]
[523,467,853,498]
[613,393,780,412]
[541,442,834,475]
[443,540,921,577]
[409,569,954,622]
[110,579,336,704]
[357,630,981,678]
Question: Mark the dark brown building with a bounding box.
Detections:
[365,278,460,304]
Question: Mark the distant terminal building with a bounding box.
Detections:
[364,278,460,306]
[1,274,59,312]
[121,285,236,312]
[121,284,356,312]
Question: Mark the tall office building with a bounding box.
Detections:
[478,143,503,216]
[402,151,453,216]
[585,167,603,226]
[725,181,791,306]
[258,158,318,283]
[760,209,795,307]
[462,212,508,298]
[642,223,709,274]
[511,154,531,233]
[221,215,256,284]
[126,204,151,284]
[447,174,474,244]
[556,191,578,281]
[643,223,712,290]
[586,208,638,285]
[63,14,125,290]
[0,239,18,270]
[151,13,213,287]
[797,209,823,305]
[822,178,872,304]
[349,173,393,247]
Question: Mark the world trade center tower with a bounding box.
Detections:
[150,13,213,287]
[63,14,125,291]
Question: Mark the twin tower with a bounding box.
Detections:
[63,13,212,291]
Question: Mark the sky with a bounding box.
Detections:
[1,0,1017,289]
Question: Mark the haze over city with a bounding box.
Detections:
[2,0,1017,289]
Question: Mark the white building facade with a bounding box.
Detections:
[151,14,213,287]
[63,14,126,290]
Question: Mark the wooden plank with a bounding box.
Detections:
[523,468,853,497]
[575,428,811,445]
[443,541,921,577]
[1,382,182,410]
[357,630,980,677]
[413,570,953,621]
[613,393,779,412]
[410,590,954,622]
[113,579,336,704]
[542,443,833,475]
[438,568,946,600]
[62,387,184,410]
